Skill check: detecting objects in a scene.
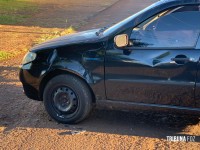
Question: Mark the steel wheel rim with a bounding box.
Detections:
[52,86,79,116]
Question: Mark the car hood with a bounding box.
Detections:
[31,29,101,51]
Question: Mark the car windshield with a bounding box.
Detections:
[102,0,164,36]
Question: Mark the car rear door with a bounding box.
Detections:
[105,5,200,107]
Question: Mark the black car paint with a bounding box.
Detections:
[20,0,200,113]
[105,49,200,107]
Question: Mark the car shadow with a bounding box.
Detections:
[60,109,200,141]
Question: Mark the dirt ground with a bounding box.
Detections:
[23,0,119,28]
[0,0,118,54]
[0,0,200,149]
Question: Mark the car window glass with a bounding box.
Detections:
[130,5,200,48]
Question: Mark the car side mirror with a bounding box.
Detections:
[114,34,129,48]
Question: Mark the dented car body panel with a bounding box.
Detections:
[20,0,200,113]
[20,40,106,100]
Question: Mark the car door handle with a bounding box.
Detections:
[171,58,190,62]
[171,57,191,64]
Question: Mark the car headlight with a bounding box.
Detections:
[22,52,37,65]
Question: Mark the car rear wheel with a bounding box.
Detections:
[43,74,92,124]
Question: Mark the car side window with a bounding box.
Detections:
[130,5,200,49]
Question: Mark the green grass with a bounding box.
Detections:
[0,0,37,24]
[0,48,28,61]
[0,51,12,61]
[0,14,27,24]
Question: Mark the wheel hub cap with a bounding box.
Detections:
[53,87,77,112]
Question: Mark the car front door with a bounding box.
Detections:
[105,5,200,107]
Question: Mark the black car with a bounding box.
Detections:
[20,0,200,123]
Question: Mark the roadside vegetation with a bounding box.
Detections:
[0,47,28,61]
[0,51,11,61]
[0,26,76,61]
[0,0,76,61]
[0,0,37,24]
[35,26,75,44]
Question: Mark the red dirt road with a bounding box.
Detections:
[0,0,200,149]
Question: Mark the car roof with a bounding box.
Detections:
[162,0,200,5]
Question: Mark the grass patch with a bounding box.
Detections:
[0,0,36,13]
[0,0,37,24]
[0,51,12,61]
[35,27,76,44]
[0,48,28,61]
[0,14,27,24]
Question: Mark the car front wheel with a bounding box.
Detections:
[43,74,92,124]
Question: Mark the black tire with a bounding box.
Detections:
[43,74,92,124]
